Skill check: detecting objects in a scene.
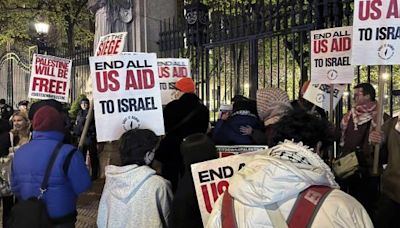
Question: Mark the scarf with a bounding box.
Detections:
[267,140,339,188]
[261,102,292,126]
[340,101,378,146]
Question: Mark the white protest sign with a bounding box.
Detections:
[216,145,268,158]
[158,58,191,105]
[89,53,165,142]
[311,26,354,84]
[95,32,127,56]
[191,152,262,226]
[28,54,72,102]
[303,83,346,112]
[352,0,400,65]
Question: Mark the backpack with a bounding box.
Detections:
[221,185,332,228]
[7,142,64,228]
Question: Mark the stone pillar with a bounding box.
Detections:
[127,0,177,52]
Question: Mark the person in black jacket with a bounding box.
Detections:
[169,133,217,228]
[73,98,99,180]
[0,99,13,121]
[153,78,210,192]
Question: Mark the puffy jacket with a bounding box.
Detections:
[97,164,173,228]
[212,111,264,145]
[207,140,373,228]
[11,131,91,219]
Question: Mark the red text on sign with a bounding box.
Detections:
[313,39,328,53]
[95,70,120,93]
[158,66,189,78]
[358,0,382,21]
[126,69,155,90]
[201,181,229,213]
[96,39,122,56]
[31,77,66,95]
[331,37,351,52]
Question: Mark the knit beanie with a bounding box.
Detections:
[257,87,291,122]
[175,78,195,93]
[119,129,159,166]
[32,106,64,132]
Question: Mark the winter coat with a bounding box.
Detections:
[169,134,217,228]
[212,111,264,145]
[206,140,373,228]
[11,131,91,219]
[74,109,96,145]
[381,117,400,204]
[97,164,173,228]
[155,93,209,191]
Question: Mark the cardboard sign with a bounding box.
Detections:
[303,83,346,111]
[28,54,72,102]
[216,145,268,158]
[158,58,191,105]
[191,151,263,225]
[311,26,354,84]
[95,32,127,56]
[352,0,400,65]
[89,53,165,142]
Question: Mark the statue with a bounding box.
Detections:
[88,0,134,53]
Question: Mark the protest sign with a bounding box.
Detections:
[311,26,354,84]
[352,0,400,65]
[158,58,191,105]
[303,83,346,112]
[191,151,263,225]
[216,145,268,157]
[89,53,165,142]
[28,54,72,102]
[95,32,127,56]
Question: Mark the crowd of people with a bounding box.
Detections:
[0,77,398,228]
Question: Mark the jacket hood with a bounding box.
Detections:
[229,140,339,207]
[104,164,156,203]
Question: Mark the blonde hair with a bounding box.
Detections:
[11,111,30,134]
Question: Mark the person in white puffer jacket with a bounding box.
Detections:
[97,129,173,228]
[207,109,373,228]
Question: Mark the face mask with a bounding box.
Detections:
[144,148,155,165]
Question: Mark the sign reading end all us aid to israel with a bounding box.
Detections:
[311,26,354,84]
[89,53,165,142]
[352,0,400,65]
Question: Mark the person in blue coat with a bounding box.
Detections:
[212,97,264,145]
[11,105,91,227]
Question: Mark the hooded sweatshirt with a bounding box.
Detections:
[206,140,373,228]
[97,164,173,228]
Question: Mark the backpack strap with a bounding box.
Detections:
[221,191,237,228]
[39,142,63,199]
[221,186,332,228]
[63,148,77,175]
[264,203,288,228]
[287,185,332,228]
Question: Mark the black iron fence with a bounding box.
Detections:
[159,0,400,122]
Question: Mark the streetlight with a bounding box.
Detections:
[34,22,49,35]
[34,20,52,55]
